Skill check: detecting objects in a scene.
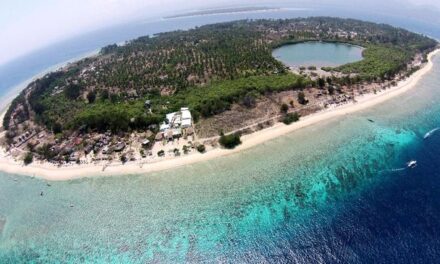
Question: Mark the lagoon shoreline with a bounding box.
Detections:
[0,49,438,181]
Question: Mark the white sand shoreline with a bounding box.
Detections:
[1,49,438,181]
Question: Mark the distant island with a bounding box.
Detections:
[1,17,438,177]
[164,7,283,19]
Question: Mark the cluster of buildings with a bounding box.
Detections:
[11,130,37,148]
[156,107,195,142]
[8,103,196,164]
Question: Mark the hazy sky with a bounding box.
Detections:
[0,0,239,65]
[1,0,439,66]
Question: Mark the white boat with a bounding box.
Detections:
[407,160,417,169]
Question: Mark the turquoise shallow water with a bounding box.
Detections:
[272,41,364,67]
[1,56,440,262]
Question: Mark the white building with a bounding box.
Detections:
[159,107,193,135]
[180,107,192,128]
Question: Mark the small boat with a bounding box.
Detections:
[407,160,417,169]
[367,119,375,123]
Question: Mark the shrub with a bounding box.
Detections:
[192,111,200,123]
[328,86,335,95]
[36,144,57,161]
[87,91,96,103]
[318,78,326,89]
[100,90,109,101]
[282,112,300,125]
[242,93,257,108]
[219,133,242,149]
[24,152,34,165]
[183,145,189,154]
[298,91,308,105]
[280,103,289,113]
[326,77,333,85]
[196,144,206,153]
[64,84,81,100]
[52,122,62,134]
[174,148,180,156]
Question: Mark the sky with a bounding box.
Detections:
[1,0,440,66]
[0,0,238,65]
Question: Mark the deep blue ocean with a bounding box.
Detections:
[1,6,440,263]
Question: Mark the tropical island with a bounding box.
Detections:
[0,17,438,178]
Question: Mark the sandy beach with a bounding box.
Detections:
[0,49,438,181]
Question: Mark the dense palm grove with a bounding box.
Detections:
[3,17,437,135]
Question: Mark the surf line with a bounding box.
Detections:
[424,127,440,139]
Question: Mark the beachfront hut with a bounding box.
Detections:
[84,145,94,155]
[69,152,80,162]
[102,146,111,155]
[155,132,164,141]
[186,127,195,136]
[114,142,126,152]
[166,130,174,141]
[145,130,154,138]
[142,139,151,147]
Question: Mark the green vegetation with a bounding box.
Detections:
[333,45,413,80]
[71,101,163,132]
[3,91,28,129]
[183,145,190,154]
[219,133,242,149]
[35,144,57,160]
[23,152,33,165]
[242,92,257,108]
[280,103,289,113]
[318,78,326,89]
[328,85,335,95]
[71,73,307,131]
[298,92,307,105]
[64,84,82,100]
[179,74,309,117]
[282,112,301,125]
[196,144,206,153]
[21,69,307,133]
[87,91,96,103]
[5,17,436,136]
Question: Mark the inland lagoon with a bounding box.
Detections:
[1,55,440,262]
[272,41,364,67]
